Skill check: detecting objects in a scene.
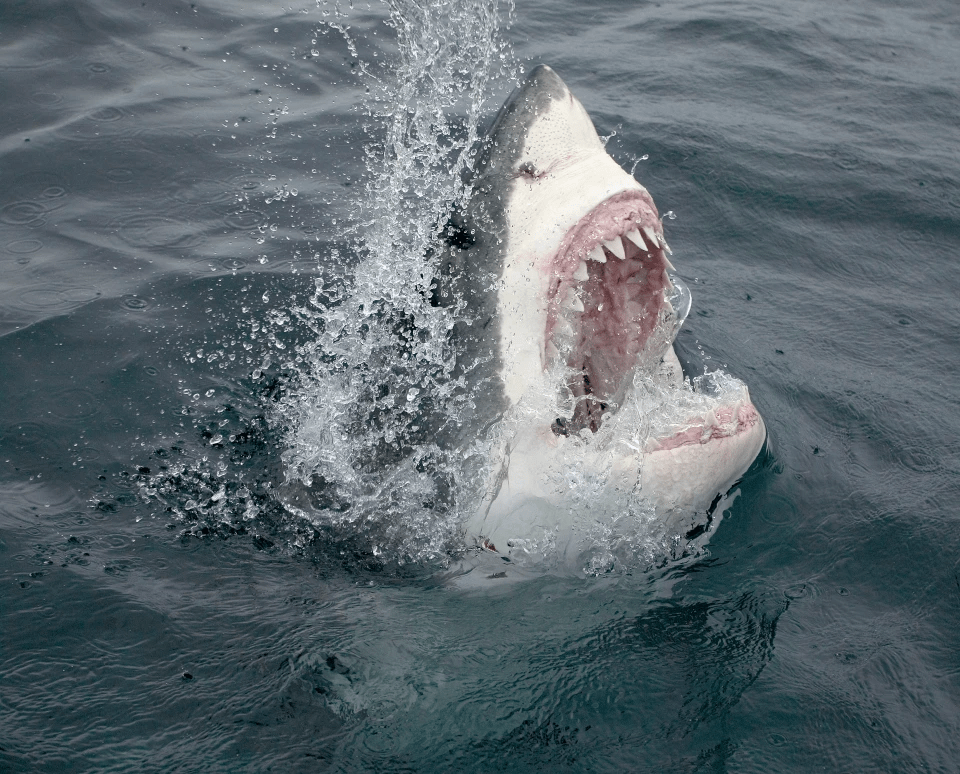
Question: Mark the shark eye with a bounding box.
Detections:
[516,161,542,179]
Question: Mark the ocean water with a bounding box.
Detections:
[2,0,959,771]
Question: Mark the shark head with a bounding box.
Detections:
[472,65,678,433]
[451,66,765,565]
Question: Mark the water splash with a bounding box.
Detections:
[275,0,518,565]
[259,1,757,576]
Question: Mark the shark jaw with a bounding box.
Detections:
[460,65,766,565]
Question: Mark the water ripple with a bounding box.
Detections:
[1,202,47,226]
[4,239,43,254]
[14,285,102,312]
[106,168,134,183]
[112,215,205,249]
[224,210,267,230]
[121,295,151,311]
[49,387,101,420]
[29,92,63,106]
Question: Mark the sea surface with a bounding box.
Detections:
[2,0,959,771]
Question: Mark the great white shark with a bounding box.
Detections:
[436,65,766,566]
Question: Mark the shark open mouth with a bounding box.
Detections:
[545,190,676,434]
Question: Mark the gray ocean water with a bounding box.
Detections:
[2,0,959,771]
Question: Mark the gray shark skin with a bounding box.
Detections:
[438,66,766,567]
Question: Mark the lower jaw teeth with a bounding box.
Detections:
[563,289,584,312]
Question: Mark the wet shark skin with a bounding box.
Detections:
[442,66,765,563]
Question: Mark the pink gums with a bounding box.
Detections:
[652,404,761,451]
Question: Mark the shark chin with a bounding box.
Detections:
[442,65,766,567]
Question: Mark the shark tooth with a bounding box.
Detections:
[663,255,676,271]
[555,316,576,338]
[588,244,607,263]
[641,226,658,248]
[603,238,625,260]
[563,290,585,312]
[624,228,646,250]
[573,260,589,281]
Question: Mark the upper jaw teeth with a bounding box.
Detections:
[574,225,676,283]
[588,244,607,263]
[641,225,658,247]
[602,238,625,260]
[624,228,646,250]
[563,289,585,312]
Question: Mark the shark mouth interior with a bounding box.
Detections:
[546,190,676,435]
